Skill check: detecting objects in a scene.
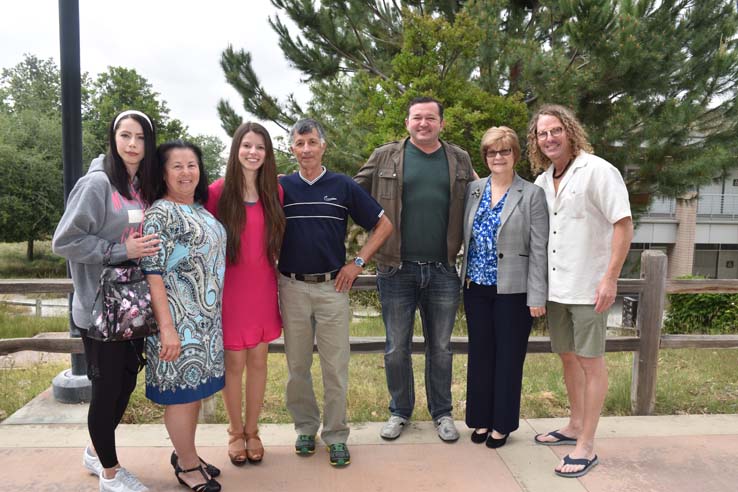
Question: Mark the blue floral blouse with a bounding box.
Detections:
[467,180,508,286]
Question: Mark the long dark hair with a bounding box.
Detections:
[218,122,285,264]
[142,140,209,205]
[104,111,157,202]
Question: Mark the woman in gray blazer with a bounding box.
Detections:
[460,126,549,448]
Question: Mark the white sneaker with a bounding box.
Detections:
[380,415,408,440]
[435,416,460,442]
[99,467,149,492]
[83,446,103,476]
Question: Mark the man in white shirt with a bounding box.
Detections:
[529,104,633,478]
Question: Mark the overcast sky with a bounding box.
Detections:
[0,0,310,143]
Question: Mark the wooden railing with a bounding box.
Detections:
[2,250,738,415]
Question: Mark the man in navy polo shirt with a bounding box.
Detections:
[278,118,392,467]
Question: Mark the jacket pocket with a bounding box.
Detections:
[377,169,398,200]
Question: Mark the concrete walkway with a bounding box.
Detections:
[2,389,737,491]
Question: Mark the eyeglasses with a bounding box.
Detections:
[485,148,513,158]
[536,127,564,140]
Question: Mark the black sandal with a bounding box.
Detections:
[171,450,221,477]
[173,460,221,492]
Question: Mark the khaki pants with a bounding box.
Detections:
[278,274,350,445]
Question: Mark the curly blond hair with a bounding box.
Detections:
[526,104,593,172]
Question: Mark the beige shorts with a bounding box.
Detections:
[546,301,607,358]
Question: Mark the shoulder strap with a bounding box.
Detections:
[102,243,115,266]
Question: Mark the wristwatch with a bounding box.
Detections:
[354,256,366,268]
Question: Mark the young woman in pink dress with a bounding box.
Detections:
[205,122,285,466]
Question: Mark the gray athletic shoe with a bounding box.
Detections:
[435,416,460,442]
[82,446,103,476]
[99,467,149,492]
[380,415,408,440]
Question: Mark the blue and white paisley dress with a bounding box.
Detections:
[466,180,508,286]
[141,199,226,405]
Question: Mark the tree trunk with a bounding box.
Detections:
[26,239,34,261]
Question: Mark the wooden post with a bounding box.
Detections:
[198,395,218,423]
[35,299,42,317]
[630,250,667,415]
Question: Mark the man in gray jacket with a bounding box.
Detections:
[354,96,475,441]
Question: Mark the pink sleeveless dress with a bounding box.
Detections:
[206,179,282,350]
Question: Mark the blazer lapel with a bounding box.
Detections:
[466,178,487,233]
[499,174,524,228]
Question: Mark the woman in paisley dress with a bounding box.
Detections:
[141,140,225,492]
[459,126,549,449]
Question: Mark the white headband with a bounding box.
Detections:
[113,110,153,131]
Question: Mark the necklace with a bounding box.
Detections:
[552,158,573,179]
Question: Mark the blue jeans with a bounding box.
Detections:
[377,261,460,420]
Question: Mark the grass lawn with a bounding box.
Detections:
[4,347,737,425]
[118,347,738,425]
[0,304,68,338]
[0,360,68,421]
[0,241,66,278]
[2,304,738,423]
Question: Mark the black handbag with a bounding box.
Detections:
[88,244,158,342]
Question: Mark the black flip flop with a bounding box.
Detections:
[533,429,577,446]
[555,454,599,478]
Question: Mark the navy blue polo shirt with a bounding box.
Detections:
[279,168,384,274]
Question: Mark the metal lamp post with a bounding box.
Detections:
[52,0,91,403]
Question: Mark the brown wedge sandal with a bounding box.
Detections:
[244,429,264,463]
[227,428,248,466]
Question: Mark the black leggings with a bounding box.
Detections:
[81,330,144,469]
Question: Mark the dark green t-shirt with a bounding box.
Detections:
[400,141,450,262]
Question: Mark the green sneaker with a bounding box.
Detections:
[295,435,315,455]
[328,443,351,467]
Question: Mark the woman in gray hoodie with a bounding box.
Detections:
[52,110,160,492]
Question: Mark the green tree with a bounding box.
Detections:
[302,11,527,174]
[189,134,227,182]
[0,111,64,260]
[0,54,61,115]
[220,0,738,201]
[219,3,526,174]
[469,0,738,198]
[0,56,209,259]
[85,66,188,155]
[0,55,68,260]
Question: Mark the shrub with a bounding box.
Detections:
[664,276,738,334]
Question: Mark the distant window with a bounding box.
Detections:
[693,250,718,278]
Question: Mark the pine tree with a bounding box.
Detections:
[219,0,738,195]
[470,0,738,197]
[218,2,527,174]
